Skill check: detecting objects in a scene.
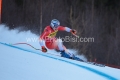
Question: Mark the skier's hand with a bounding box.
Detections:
[70,29,77,35]
[41,46,47,52]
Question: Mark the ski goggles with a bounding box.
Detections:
[53,23,59,28]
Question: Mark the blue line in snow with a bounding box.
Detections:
[0,42,117,80]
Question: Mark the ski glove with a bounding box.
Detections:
[42,46,47,52]
[70,29,77,35]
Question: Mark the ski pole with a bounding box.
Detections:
[12,43,40,50]
[12,42,61,56]
[73,34,79,38]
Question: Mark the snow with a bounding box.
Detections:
[0,24,120,80]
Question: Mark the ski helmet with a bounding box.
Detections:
[50,19,60,30]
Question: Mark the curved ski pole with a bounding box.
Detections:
[12,43,61,56]
[12,43,40,50]
[73,34,79,38]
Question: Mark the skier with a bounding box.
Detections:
[39,19,82,61]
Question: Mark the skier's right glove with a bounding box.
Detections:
[41,46,47,52]
[70,29,77,35]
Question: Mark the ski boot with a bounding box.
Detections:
[60,51,72,59]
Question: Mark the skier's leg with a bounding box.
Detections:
[56,39,83,61]
[56,39,69,52]
[56,39,73,58]
[56,39,65,51]
[45,39,83,61]
[45,39,58,49]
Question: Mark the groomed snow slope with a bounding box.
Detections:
[0,24,120,80]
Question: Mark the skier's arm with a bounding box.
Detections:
[58,26,77,35]
[39,38,47,52]
[39,28,48,52]
[58,26,71,32]
[39,32,46,47]
[39,38,44,47]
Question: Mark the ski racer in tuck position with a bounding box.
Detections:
[39,19,82,61]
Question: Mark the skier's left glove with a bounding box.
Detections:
[70,29,77,35]
[41,46,47,52]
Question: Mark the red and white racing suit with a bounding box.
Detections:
[39,25,71,51]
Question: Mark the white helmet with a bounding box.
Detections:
[50,19,60,30]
